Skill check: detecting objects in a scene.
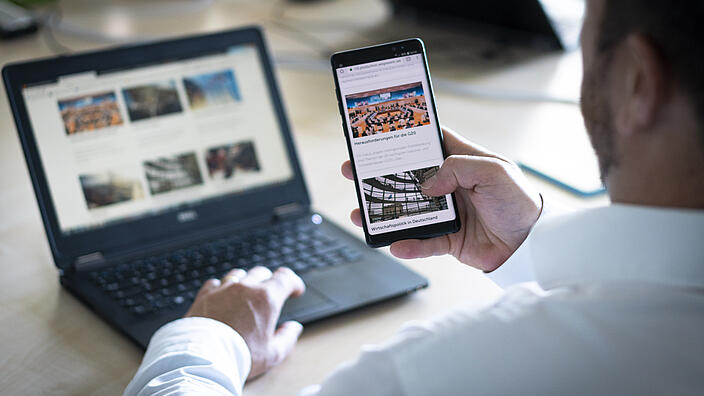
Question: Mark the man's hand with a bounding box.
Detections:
[342,126,542,272]
[185,266,305,379]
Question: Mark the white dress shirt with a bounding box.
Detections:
[124,204,704,395]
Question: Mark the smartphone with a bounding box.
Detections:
[331,38,461,247]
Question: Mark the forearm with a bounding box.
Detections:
[299,324,424,396]
[123,317,251,396]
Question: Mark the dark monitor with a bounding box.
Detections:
[390,0,584,51]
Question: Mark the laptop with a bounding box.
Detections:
[2,26,428,348]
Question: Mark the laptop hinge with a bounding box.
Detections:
[74,252,106,272]
[272,202,306,220]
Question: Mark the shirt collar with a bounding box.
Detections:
[530,203,704,290]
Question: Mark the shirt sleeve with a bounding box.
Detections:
[123,317,251,396]
[300,284,553,396]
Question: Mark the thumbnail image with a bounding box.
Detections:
[143,152,203,195]
[122,81,183,122]
[183,69,241,110]
[362,165,447,224]
[346,82,430,139]
[205,140,260,180]
[58,91,124,135]
[79,171,144,209]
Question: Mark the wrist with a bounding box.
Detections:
[484,192,544,274]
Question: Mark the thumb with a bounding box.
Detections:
[271,321,304,365]
[390,235,451,259]
[421,155,507,196]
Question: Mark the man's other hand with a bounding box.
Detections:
[185,266,305,379]
[341,126,542,272]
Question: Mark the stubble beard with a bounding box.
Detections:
[580,54,618,184]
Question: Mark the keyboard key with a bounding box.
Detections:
[132,305,147,315]
[292,261,310,273]
[267,259,283,270]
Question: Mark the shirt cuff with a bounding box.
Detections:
[485,229,537,289]
[124,317,252,396]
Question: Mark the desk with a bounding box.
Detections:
[0,1,607,394]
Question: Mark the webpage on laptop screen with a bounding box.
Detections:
[21,45,294,235]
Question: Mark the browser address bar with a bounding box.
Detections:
[339,60,416,83]
[341,72,421,92]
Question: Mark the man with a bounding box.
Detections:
[125,1,704,394]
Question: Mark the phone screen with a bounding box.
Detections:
[335,51,457,237]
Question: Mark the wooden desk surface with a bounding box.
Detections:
[0,1,605,394]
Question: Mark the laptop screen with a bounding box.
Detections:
[20,44,294,236]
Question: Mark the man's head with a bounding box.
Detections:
[580,0,704,207]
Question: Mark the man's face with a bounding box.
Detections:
[580,0,617,182]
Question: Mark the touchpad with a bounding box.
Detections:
[280,286,336,322]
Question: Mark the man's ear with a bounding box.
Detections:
[614,34,668,136]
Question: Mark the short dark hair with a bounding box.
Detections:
[598,1,704,145]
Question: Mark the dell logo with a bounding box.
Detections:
[177,210,198,223]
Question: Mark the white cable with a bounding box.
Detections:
[432,77,579,105]
[114,0,214,19]
[41,0,214,45]
[47,13,152,44]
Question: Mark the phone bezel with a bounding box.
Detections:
[331,38,461,247]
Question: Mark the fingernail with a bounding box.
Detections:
[421,175,437,189]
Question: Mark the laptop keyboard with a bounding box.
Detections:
[88,217,362,316]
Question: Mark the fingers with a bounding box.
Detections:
[223,267,305,310]
[340,160,354,180]
[241,266,273,285]
[195,278,221,299]
[441,126,510,162]
[421,155,507,196]
[263,267,306,308]
[390,235,452,259]
[222,268,247,284]
[271,321,304,365]
[342,162,363,227]
[350,208,362,227]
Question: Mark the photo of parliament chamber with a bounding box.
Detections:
[362,165,448,224]
[58,91,124,135]
[346,82,431,138]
